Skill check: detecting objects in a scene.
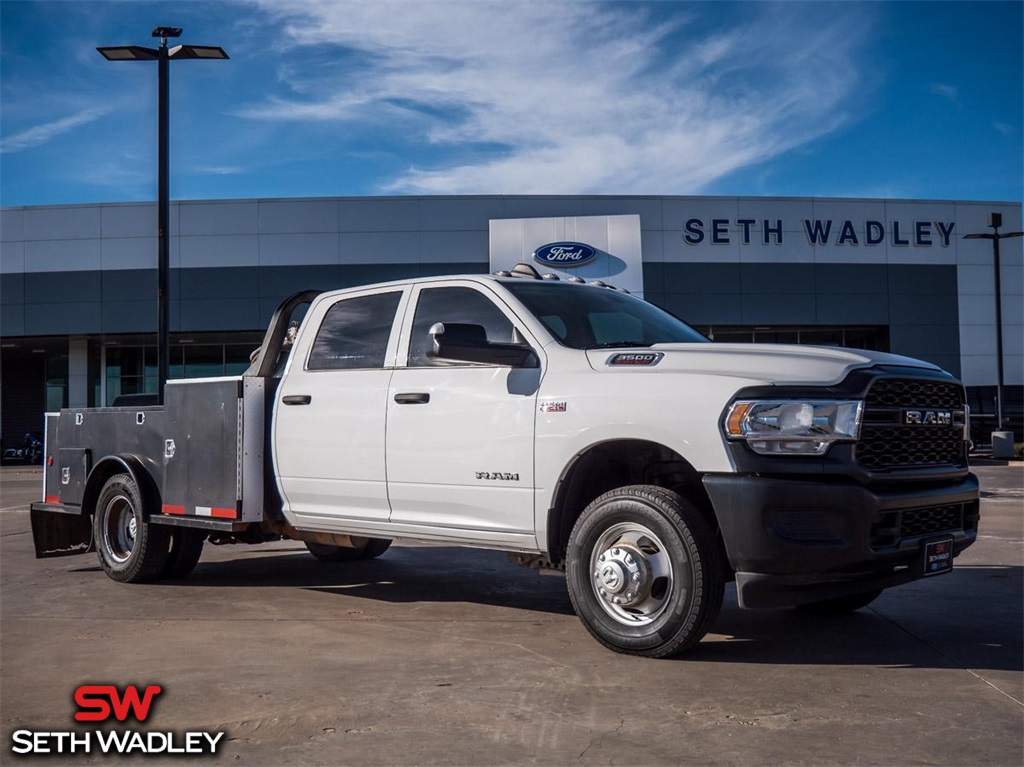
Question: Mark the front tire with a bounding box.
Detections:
[566,485,724,658]
[93,473,170,583]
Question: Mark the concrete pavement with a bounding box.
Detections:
[1,465,1021,765]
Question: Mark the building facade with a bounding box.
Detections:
[1,195,1021,447]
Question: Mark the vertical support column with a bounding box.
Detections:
[68,337,89,409]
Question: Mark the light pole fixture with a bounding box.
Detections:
[964,212,1024,433]
[98,27,228,404]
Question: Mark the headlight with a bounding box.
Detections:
[723,400,864,456]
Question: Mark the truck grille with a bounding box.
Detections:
[870,500,979,549]
[856,378,966,470]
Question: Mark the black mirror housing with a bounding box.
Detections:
[428,322,537,368]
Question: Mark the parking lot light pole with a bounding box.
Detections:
[964,213,1024,432]
[98,27,229,404]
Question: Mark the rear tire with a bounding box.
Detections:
[796,589,882,614]
[93,473,170,583]
[161,528,206,579]
[305,537,391,562]
[566,485,724,658]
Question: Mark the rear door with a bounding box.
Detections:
[273,287,408,529]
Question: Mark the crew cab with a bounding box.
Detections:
[30,264,979,657]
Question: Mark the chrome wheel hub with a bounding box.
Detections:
[594,546,648,606]
[103,494,136,564]
[590,522,677,626]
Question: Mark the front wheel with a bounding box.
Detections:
[93,473,170,583]
[566,485,724,658]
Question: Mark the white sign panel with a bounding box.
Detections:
[489,214,644,296]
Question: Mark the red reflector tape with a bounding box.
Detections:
[195,506,237,519]
[162,505,186,515]
[45,495,60,504]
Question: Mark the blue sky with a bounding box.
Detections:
[1,0,1021,207]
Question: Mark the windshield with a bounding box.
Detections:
[504,282,708,350]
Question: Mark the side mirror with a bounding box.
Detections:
[428,322,537,368]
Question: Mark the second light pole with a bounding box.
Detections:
[99,27,229,403]
[964,213,1024,434]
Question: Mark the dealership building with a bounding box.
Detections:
[1,194,1021,446]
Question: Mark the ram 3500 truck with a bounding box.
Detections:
[30,264,979,657]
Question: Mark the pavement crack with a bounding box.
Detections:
[577,717,624,764]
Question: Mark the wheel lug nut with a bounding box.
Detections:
[625,554,634,565]
[631,573,641,582]
[611,548,620,556]
[599,553,606,562]
[626,591,635,600]
[612,597,622,604]
[599,589,607,597]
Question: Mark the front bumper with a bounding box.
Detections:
[702,472,979,608]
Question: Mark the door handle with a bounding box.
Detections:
[282,395,312,406]
[394,392,430,405]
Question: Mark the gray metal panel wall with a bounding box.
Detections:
[649,262,961,376]
[2,262,491,337]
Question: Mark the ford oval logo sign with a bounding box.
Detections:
[533,242,597,268]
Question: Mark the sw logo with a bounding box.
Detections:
[74,684,162,722]
[9,683,225,756]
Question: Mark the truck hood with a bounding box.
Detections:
[585,343,940,386]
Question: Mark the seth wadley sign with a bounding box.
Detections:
[683,218,957,247]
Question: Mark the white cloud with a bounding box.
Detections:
[993,121,1014,135]
[195,166,247,176]
[239,1,874,194]
[0,107,110,154]
[930,83,960,104]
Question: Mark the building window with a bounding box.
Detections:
[102,336,264,405]
[45,352,69,412]
[104,346,157,405]
[697,325,890,351]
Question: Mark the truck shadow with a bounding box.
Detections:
[691,565,1023,673]
[169,544,577,615]
[150,546,1022,672]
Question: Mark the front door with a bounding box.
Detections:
[386,284,540,543]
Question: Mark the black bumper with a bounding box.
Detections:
[702,473,980,608]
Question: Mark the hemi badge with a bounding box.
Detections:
[607,352,664,367]
[540,401,567,413]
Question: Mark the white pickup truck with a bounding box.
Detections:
[31,263,979,657]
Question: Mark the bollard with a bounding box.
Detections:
[991,431,1016,460]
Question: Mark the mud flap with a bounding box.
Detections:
[30,508,93,558]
